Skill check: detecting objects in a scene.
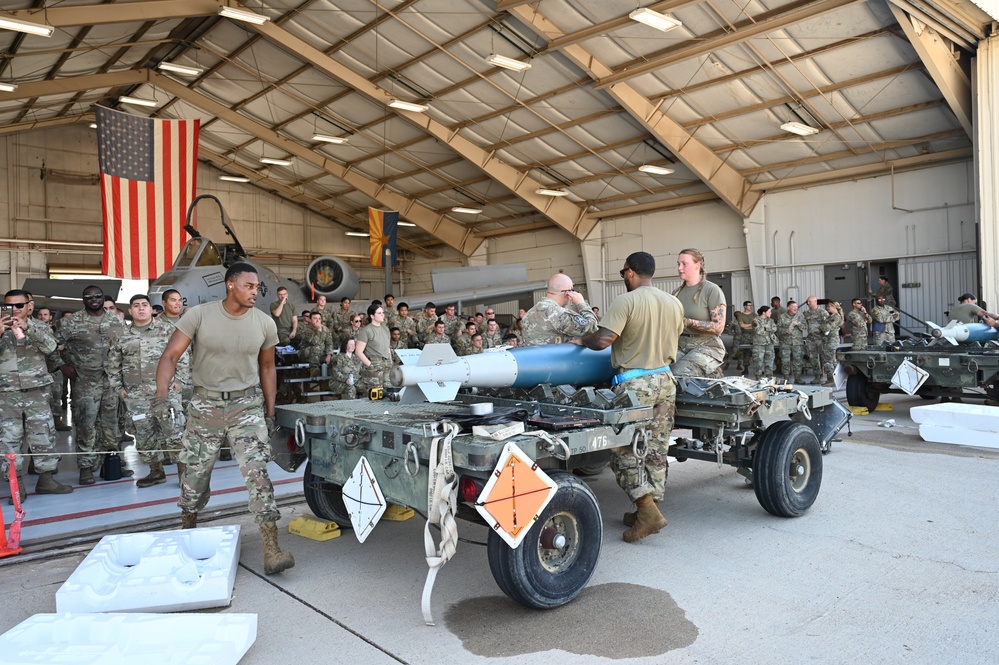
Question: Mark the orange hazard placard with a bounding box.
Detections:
[474,442,557,549]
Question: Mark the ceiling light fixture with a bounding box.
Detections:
[451,206,482,214]
[157,62,203,77]
[0,82,16,92]
[89,123,98,129]
[780,121,819,136]
[260,157,292,166]
[312,134,348,144]
[345,231,370,237]
[398,221,416,227]
[0,17,55,38]
[119,95,157,107]
[220,175,250,183]
[217,6,270,24]
[536,188,569,197]
[486,54,531,72]
[638,164,674,175]
[628,8,682,32]
[388,99,428,113]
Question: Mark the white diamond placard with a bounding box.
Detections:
[342,456,387,543]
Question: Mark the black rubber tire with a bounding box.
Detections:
[487,471,602,609]
[573,452,610,476]
[303,461,352,528]
[846,373,880,411]
[753,421,822,517]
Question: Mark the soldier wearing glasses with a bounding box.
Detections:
[56,285,126,485]
[520,273,598,346]
[2,290,74,501]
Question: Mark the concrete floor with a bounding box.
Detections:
[1,393,997,664]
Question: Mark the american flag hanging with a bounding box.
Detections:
[96,105,200,279]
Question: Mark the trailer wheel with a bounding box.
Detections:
[753,421,822,517]
[487,471,602,609]
[303,461,352,528]
[846,373,880,411]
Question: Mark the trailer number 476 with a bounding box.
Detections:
[589,434,610,450]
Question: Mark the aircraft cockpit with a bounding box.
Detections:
[173,237,224,269]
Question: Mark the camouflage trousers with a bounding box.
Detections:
[851,333,868,351]
[779,343,804,380]
[751,344,775,377]
[48,370,63,415]
[357,358,392,398]
[804,336,824,375]
[177,390,279,524]
[0,387,59,476]
[71,375,122,470]
[730,331,752,368]
[123,394,186,464]
[820,338,840,377]
[610,371,676,502]
[673,336,725,378]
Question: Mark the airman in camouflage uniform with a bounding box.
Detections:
[731,301,756,372]
[394,303,418,348]
[751,306,777,379]
[296,312,335,365]
[424,320,451,346]
[871,296,900,347]
[454,322,476,355]
[107,295,190,487]
[332,338,361,399]
[847,298,871,350]
[482,320,504,348]
[312,295,336,330]
[57,285,127,485]
[801,296,829,381]
[331,297,354,345]
[819,302,844,385]
[521,274,597,346]
[440,304,462,342]
[466,333,484,356]
[776,301,806,383]
[2,290,73,499]
[413,302,438,346]
[383,294,397,329]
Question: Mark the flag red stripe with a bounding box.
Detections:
[145,180,156,278]
[163,120,173,272]
[112,177,123,279]
[128,180,139,277]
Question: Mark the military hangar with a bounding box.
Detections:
[0,0,997,325]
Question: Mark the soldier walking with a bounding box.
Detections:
[156,262,294,575]
[751,306,776,379]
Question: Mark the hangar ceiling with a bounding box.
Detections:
[0,0,993,255]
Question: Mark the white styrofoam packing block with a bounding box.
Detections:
[56,526,241,614]
[0,613,256,665]
[910,403,999,449]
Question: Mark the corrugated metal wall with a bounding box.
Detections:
[898,253,977,330]
[763,266,826,305]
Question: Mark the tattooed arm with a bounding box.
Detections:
[685,303,726,336]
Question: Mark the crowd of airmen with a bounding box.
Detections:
[274,293,525,401]
[727,279,902,385]
[1,286,192,503]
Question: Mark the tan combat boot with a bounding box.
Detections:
[35,471,73,494]
[181,511,198,529]
[136,461,166,488]
[260,521,295,574]
[79,467,95,485]
[622,494,668,543]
